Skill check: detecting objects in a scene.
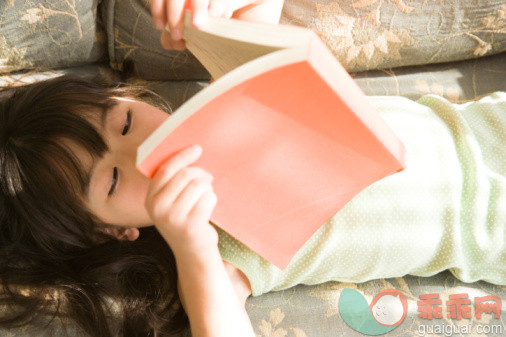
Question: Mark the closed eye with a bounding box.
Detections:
[121,109,132,135]
[108,167,118,196]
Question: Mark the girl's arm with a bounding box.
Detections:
[177,260,253,335]
[151,0,285,50]
[177,261,252,314]
[145,144,255,336]
[175,250,254,336]
[223,260,252,304]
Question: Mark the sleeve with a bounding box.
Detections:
[216,226,286,296]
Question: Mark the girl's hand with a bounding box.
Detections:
[151,0,285,50]
[144,144,218,255]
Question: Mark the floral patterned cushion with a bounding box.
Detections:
[6,270,501,337]
[99,0,506,81]
[282,0,506,72]
[244,271,504,337]
[0,65,208,110]
[353,52,506,103]
[0,0,107,74]
[101,0,210,80]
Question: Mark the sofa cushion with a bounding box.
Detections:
[0,64,208,110]
[282,0,506,72]
[352,52,506,103]
[245,271,505,337]
[101,0,209,80]
[0,0,107,74]
[101,0,506,80]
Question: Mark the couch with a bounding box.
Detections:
[1,0,505,336]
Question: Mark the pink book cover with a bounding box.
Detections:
[138,32,406,270]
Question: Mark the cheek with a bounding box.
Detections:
[116,195,150,226]
[129,177,150,207]
[114,176,152,225]
[143,108,169,134]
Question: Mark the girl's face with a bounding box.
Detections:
[73,97,169,232]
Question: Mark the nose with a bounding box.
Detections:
[114,134,152,190]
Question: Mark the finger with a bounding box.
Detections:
[167,0,187,40]
[171,175,214,219]
[172,39,186,51]
[232,0,284,24]
[191,0,210,28]
[160,28,173,49]
[146,172,211,228]
[187,190,217,224]
[208,0,226,17]
[147,145,202,197]
[160,28,186,50]
[151,166,213,208]
[151,0,167,30]
[209,0,237,18]
[228,0,258,13]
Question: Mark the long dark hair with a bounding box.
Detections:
[0,75,188,336]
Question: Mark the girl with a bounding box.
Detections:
[0,74,255,336]
[1,4,505,337]
[2,1,284,336]
[1,75,505,337]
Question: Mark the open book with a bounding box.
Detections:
[137,12,406,270]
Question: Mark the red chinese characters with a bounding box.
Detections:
[417,294,443,319]
[417,293,502,320]
[447,293,472,319]
[475,296,502,319]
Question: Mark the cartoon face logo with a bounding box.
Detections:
[370,292,406,326]
[339,288,408,335]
